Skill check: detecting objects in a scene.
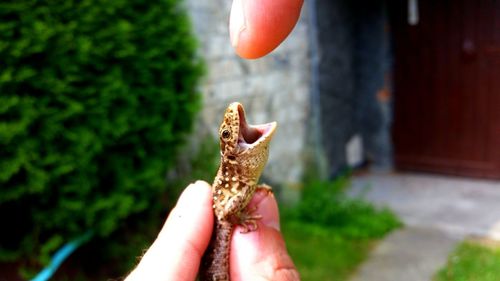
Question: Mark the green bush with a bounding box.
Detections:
[0,0,203,270]
[63,139,219,279]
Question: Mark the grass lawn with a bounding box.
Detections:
[279,176,401,281]
[434,240,500,281]
[282,221,376,281]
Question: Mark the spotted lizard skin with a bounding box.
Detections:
[199,102,277,281]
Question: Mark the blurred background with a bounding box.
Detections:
[1,0,499,280]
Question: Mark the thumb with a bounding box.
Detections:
[126,181,213,281]
[230,190,300,280]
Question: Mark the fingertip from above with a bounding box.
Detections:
[229,0,246,49]
[229,0,304,59]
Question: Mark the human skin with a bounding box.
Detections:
[229,0,304,59]
[125,181,299,281]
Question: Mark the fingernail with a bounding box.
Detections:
[229,0,246,48]
[192,180,210,189]
[265,217,281,232]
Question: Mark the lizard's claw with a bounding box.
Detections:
[256,183,273,195]
[238,206,262,233]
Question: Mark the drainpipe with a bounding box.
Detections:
[306,0,328,180]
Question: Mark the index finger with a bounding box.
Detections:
[230,0,304,59]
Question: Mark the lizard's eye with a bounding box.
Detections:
[221,129,231,140]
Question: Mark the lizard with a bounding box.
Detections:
[199,102,277,281]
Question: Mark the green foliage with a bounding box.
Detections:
[434,241,500,281]
[283,221,374,281]
[285,175,402,239]
[164,138,219,207]
[50,138,220,280]
[281,176,401,280]
[0,0,204,270]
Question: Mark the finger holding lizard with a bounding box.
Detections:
[230,189,300,281]
[125,181,299,281]
[125,180,213,281]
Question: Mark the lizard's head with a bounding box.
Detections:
[219,102,277,155]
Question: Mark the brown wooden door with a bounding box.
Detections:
[390,0,500,178]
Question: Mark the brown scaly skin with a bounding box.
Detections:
[200,102,277,281]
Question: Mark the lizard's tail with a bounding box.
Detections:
[200,220,234,281]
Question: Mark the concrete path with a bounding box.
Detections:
[348,173,500,281]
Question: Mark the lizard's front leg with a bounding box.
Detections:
[233,184,274,233]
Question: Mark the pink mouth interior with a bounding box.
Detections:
[237,105,273,146]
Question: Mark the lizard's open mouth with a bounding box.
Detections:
[236,104,277,149]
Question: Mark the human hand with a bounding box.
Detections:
[229,0,304,59]
[125,180,299,281]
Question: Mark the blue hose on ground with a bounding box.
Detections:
[31,231,94,281]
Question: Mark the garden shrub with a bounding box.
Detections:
[61,139,219,279]
[0,0,204,271]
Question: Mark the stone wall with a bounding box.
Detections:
[184,0,311,184]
